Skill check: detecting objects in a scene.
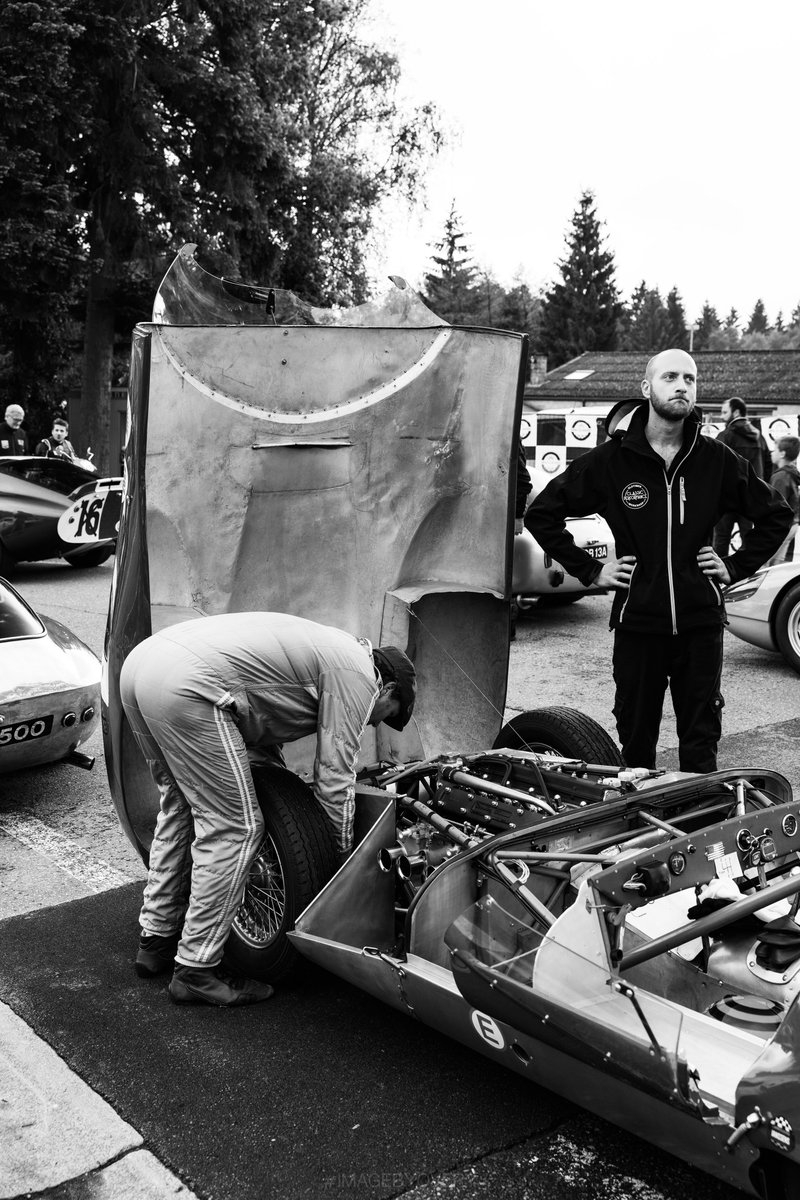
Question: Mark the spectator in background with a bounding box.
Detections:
[515,441,532,534]
[766,435,800,564]
[36,416,77,461]
[0,404,28,455]
[713,396,771,556]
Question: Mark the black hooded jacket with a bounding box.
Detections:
[526,403,792,636]
[716,417,771,480]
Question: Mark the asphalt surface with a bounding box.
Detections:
[2,559,799,1199]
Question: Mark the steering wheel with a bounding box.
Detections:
[619,870,800,972]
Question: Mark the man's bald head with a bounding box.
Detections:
[644,348,697,384]
[641,349,698,424]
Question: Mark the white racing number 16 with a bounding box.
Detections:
[74,495,103,538]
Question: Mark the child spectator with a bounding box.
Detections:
[767,435,800,564]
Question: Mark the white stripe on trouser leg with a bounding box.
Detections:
[196,706,262,964]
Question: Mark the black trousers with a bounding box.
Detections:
[612,627,724,773]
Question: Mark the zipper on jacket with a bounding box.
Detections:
[664,427,698,636]
[665,476,678,634]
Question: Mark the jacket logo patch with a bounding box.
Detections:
[622,483,649,510]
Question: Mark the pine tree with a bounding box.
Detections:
[539,191,622,367]
[619,285,669,350]
[693,302,720,351]
[618,281,647,347]
[664,288,688,349]
[423,202,480,324]
[747,299,769,333]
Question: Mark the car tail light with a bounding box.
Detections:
[62,712,77,727]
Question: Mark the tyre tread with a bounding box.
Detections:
[493,705,623,766]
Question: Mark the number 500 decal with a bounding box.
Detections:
[0,716,54,745]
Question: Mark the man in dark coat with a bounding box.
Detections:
[0,404,28,455]
[527,350,792,774]
[712,396,771,555]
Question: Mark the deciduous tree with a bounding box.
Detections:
[0,0,84,429]
[0,0,440,469]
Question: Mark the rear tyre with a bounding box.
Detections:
[493,706,623,765]
[223,764,338,983]
[63,546,114,569]
[775,582,800,675]
[0,540,16,578]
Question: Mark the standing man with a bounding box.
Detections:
[527,349,791,775]
[0,404,28,455]
[36,416,77,460]
[712,396,771,556]
[120,612,416,1007]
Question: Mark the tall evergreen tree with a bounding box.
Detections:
[664,287,689,349]
[747,298,769,333]
[693,302,720,351]
[617,280,647,347]
[539,191,621,367]
[423,202,479,324]
[620,284,669,351]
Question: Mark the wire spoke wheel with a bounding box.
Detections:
[233,833,286,946]
[223,764,338,983]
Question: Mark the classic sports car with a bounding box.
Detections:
[105,246,800,1199]
[512,464,614,608]
[725,560,800,675]
[0,576,99,772]
[0,455,122,576]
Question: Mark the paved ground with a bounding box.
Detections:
[3,562,799,1199]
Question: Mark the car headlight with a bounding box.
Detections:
[724,575,764,602]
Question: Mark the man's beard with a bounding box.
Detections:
[650,394,693,423]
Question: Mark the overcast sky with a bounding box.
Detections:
[368,0,799,326]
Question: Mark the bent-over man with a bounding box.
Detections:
[121,612,416,1007]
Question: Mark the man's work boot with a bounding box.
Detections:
[169,964,275,1007]
[135,931,180,978]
